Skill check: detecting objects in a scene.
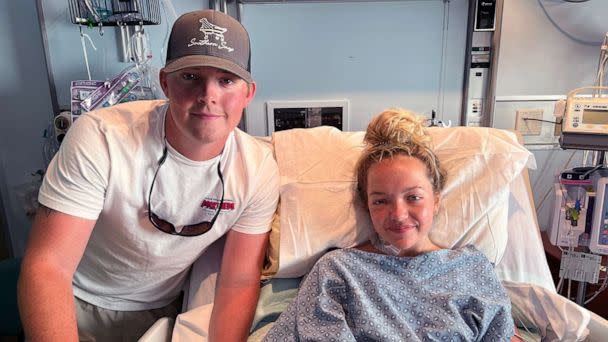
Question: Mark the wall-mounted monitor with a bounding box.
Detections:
[266,99,349,134]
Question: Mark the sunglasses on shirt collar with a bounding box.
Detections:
[147,143,224,237]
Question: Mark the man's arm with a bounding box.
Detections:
[209,229,268,341]
[18,205,96,342]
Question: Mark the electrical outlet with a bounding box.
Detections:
[515,109,543,135]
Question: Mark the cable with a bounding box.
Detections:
[522,117,562,125]
[584,266,608,304]
[582,164,603,178]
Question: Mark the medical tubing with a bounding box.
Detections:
[595,34,608,93]
[372,234,402,256]
[584,272,608,304]
[568,246,575,300]
[79,27,94,80]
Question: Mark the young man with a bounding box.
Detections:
[18,10,278,341]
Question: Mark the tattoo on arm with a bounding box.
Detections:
[39,204,58,218]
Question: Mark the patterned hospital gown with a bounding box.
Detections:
[263,246,514,341]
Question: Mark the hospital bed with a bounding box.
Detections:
[141,126,608,341]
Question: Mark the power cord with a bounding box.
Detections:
[522,117,562,125]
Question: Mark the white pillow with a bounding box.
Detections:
[429,127,531,264]
[267,126,534,278]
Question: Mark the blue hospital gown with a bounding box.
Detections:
[263,246,514,341]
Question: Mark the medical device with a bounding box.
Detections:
[550,168,608,254]
[549,169,593,248]
[590,176,608,255]
[561,86,608,135]
[557,33,608,150]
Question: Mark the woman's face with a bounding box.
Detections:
[366,155,439,256]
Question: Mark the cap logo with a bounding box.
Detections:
[187,18,234,52]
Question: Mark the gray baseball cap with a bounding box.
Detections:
[164,10,252,83]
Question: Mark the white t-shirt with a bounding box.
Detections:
[38,100,279,311]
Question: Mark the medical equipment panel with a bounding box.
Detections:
[462,0,499,128]
[465,59,489,127]
[562,87,608,135]
[590,177,608,255]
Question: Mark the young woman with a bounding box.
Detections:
[263,108,516,341]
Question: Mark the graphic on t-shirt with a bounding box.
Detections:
[201,198,234,211]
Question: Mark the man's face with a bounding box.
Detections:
[159,66,255,156]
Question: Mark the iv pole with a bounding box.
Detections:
[574,32,608,307]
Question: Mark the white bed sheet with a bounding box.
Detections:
[495,171,556,291]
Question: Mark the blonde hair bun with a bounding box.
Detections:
[364,108,431,149]
[356,108,446,200]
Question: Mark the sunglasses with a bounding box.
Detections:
[147,145,224,236]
